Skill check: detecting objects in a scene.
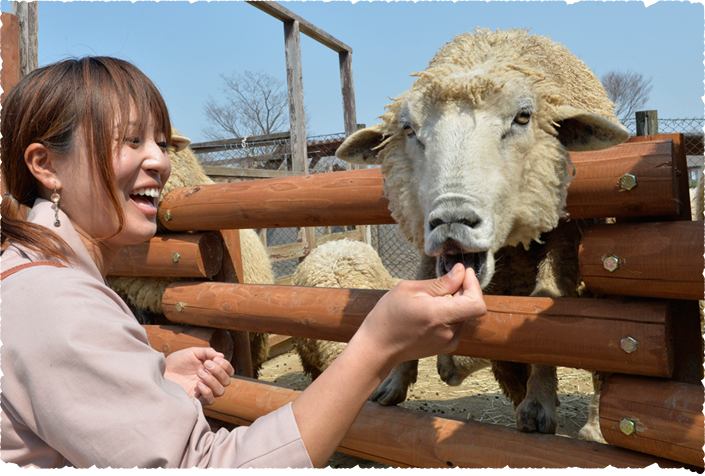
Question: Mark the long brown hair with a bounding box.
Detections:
[1,56,172,262]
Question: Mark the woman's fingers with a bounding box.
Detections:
[197,380,215,406]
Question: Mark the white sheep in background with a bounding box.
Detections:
[291,239,400,379]
[336,28,629,441]
[292,239,491,382]
[107,130,275,377]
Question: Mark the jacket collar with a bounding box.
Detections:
[25,198,106,283]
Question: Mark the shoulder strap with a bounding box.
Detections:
[1,261,66,281]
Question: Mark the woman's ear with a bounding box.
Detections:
[24,143,62,191]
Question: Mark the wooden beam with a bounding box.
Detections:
[203,166,298,179]
[159,167,392,231]
[215,229,253,379]
[143,325,233,361]
[267,241,309,263]
[107,233,223,278]
[567,139,681,219]
[0,12,22,194]
[284,19,307,174]
[579,220,704,300]
[636,110,658,136]
[246,1,352,53]
[190,131,291,151]
[600,374,704,468]
[159,138,685,232]
[339,50,357,137]
[625,134,691,221]
[162,283,673,377]
[11,1,37,78]
[202,376,683,468]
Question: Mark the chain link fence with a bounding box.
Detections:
[193,118,704,281]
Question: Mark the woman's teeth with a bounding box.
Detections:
[132,188,160,198]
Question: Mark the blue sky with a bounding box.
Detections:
[3,0,704,143]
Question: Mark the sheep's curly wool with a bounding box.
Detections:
[291,239,401,378]
[107,130,274,375]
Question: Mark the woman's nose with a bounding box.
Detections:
[143,139,171,177]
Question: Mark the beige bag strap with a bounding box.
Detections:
[1,261,66,280]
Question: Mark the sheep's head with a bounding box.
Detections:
[338,63,628,288]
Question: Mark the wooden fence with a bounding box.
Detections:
[113,133,704,469]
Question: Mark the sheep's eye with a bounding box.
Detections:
[403,124,416,137]
[514,111,531,126]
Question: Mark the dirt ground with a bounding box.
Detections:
[257,348,596,469]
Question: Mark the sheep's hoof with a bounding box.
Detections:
[370,380,408,406]
[370,360,417,406]
[578,420,607,444]
[515,397,557,434]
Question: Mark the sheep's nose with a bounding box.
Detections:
[429,216,482,232]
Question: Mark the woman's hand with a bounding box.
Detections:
[164,347,234,405]
[354,262,487,373]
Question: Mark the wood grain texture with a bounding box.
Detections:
[600,374,704,467]
[580,220,705,300]
[108,233,223,278]
[158,138,683,232]
[163,282,673,377]
[202,376,683,468]
[142,325,233,361]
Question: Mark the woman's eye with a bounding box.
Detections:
[123,137,140,145]
[514,111,531,126]
[157,142,168,150]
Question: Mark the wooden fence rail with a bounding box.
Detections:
[202,376,682,469]
[158,138,686,232]
[162,282,673,378]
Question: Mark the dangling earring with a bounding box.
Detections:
[51,184,61,227]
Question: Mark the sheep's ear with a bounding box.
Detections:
[554,106,630,152]
[336,125,387,165]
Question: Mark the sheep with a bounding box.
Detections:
[292,238,491,383]
[335,28,629,441]
[291,239,400,379]
[107,129,275,377]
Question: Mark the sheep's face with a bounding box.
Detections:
[337,75,628,289]
[394,77,547,286]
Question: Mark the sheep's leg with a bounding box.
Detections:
[532,220,582,299]
[370,360,418,406]
[515,364,560,434]
[491,360,530,405]
[437,355,490,386]
[577,370,609,443]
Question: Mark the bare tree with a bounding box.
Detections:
[601,70,653,123]
[202,70,290,141]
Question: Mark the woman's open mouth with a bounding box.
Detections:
[129,187,160,214]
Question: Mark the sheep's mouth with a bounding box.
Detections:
[437,250,488,280]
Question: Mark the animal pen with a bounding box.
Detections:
[113,132,703,469]
[2,1,704,470]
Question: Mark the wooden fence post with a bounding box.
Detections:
[635,110,658,136]
[0,12,21,194]
[10,1,38,78]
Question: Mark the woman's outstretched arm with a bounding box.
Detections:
[290,263,486,467]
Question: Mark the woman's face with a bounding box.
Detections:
[58,113,171,251]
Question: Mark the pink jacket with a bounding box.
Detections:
[0,199,312,468]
